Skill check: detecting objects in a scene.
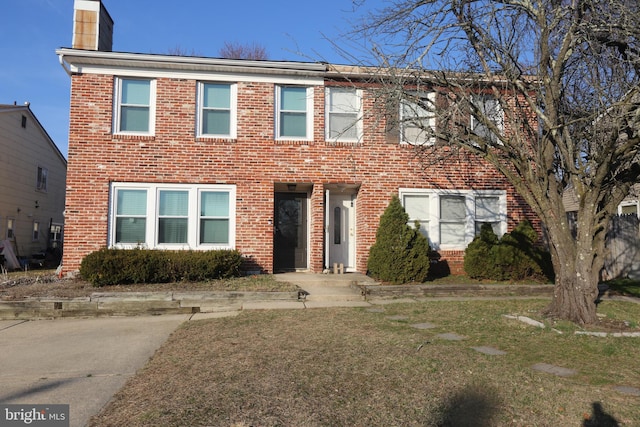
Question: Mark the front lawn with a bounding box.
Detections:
[90,299,640,426]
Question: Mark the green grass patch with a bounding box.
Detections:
[604,278,640,298]
[90,299,640,426]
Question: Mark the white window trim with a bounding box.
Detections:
[470,94,504,143]
[196,82,237,138]
[399,188,507,250]
[113,77,157,136]
[400,91,436,145]
[275,85,314,141]
[325,87,363,143]
[618,200,639,215]
[109,182,236,250]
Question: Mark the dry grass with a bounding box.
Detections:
[90,299,640,426]
[0,270,298,300]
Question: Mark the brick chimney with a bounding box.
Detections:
[72,0,113,51]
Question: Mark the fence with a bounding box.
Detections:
[603,214,640,280]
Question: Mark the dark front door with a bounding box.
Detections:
[274,192,308,271]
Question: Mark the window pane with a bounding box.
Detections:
[330,88,358,112]
[476,196,499,220]
[159,191,188,216]
[122,80,150,105]
[158,218,188,243]
[441,196,466,220]
[201,192,229,216]
[475,221,501,236]
[281,87,307,111]
[117,190,147,215]
[200,219,229,244]
[116,217,146,243]
[404,195,429,219]
[329,114,358,139]
[441,222,466,245]
[203,84,230,109]
[280,112,306,137]
[203,110,231,135]
[121,106,149,132]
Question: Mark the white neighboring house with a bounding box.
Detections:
[0,103,67,268]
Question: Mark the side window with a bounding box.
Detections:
[276,86,313,140]
[198,82,236,138]
[36,166,48,192]
[32,221,40,241]
[475,196,501,235]
[400,92,436,145]
[471,94,503,143]
[7,218,14,239]
[114,78,155,135]
[325,87,362,142]
[115,189,148,244]
[403,194,430,239]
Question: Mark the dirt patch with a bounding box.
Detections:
[0,272,298,300]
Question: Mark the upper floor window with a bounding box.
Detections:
[325,87,362,142]
[114,77,156,135]
[36,166,48,192]
[470,94,503,143]
[400,92,436,145]
[6,218,14,239]
[276,86,313,140]
[110,183,236,250]
[400,188,507,250]
[32,221,40,242]
[197,82,237,138]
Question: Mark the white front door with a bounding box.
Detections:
[327,192,356,271]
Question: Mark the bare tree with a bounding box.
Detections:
[351,0,640,324]
[219,41,268,60]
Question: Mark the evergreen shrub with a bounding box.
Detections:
[79,248,243,287]
[367,195,431,284]
[464,220,553,282]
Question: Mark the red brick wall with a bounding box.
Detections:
[63,73,538,276]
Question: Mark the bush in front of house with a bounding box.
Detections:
[367,195,431,284]
[79,248,243,287]
[464,220,553,282]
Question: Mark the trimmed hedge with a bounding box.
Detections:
[464,221,553,282]
[367,195,431,284]
[80,248,243,287]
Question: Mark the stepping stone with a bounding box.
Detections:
[437,332,466,341]
[471,346,506,356]
[410,322,437,329]
[386,315,408,321]
[531,363,577,377]
[366,308,385,313]
[613,386,640,396]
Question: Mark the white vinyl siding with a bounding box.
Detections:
[110,183,236,249]
[400,189,507,250]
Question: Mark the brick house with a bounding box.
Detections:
[56,0,536,276]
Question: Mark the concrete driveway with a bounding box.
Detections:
[0,315,189,427]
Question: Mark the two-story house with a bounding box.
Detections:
[56,0,537,276]
[0,103,67,269]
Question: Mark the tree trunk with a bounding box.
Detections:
[544,232,601,325]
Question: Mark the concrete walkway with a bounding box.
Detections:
[0,315,188,427]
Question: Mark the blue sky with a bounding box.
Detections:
[0,0,380,158]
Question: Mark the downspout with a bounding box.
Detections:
[58,53,72,77]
